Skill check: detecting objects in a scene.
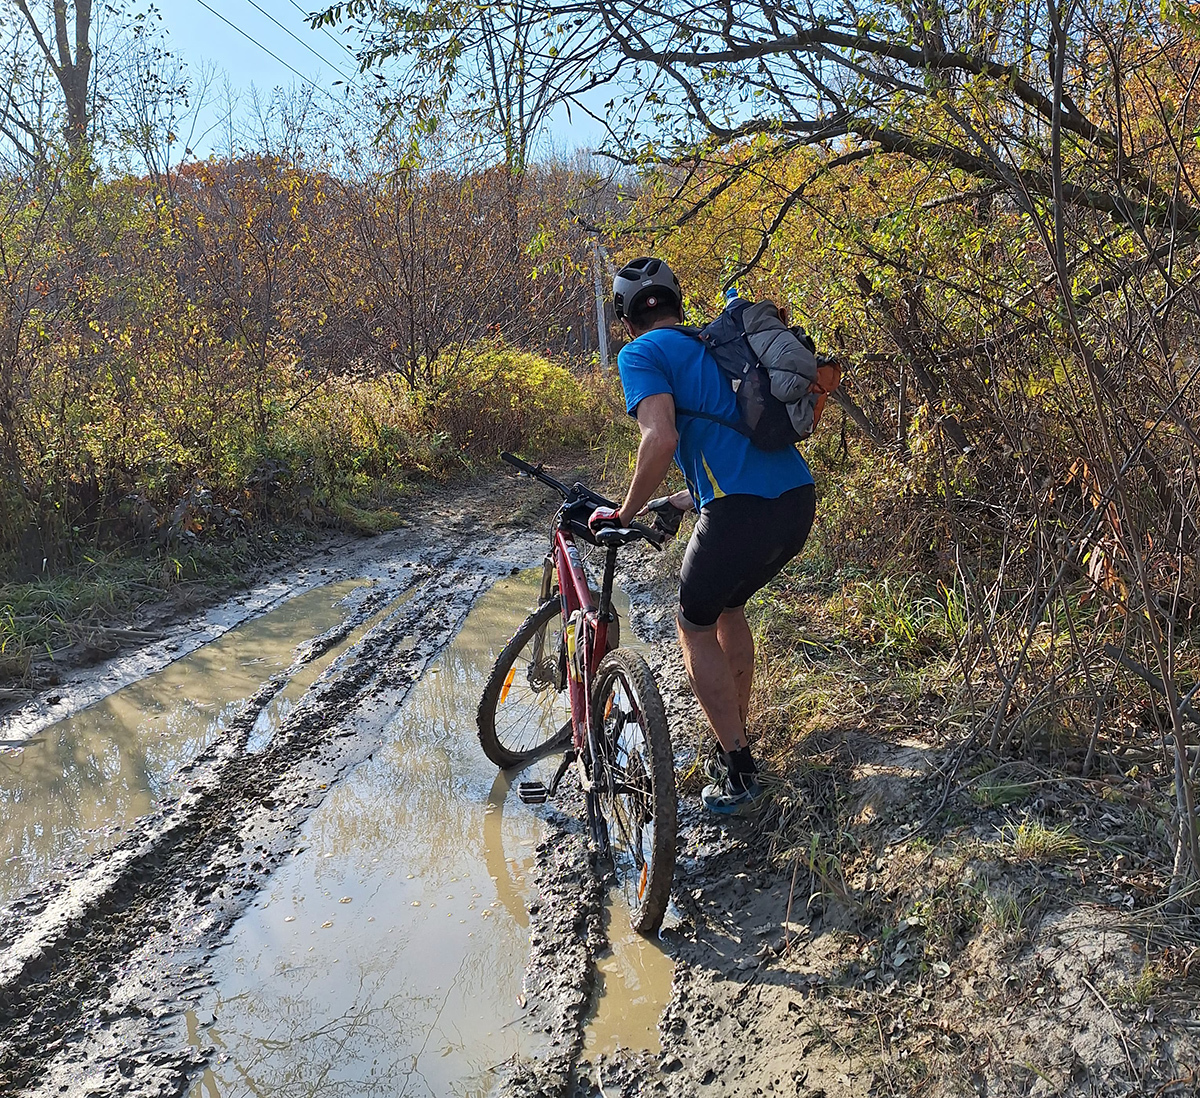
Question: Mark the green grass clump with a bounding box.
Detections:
[1110,965,1164,1009]
[970,778,1032,808]
[329,500,405,535]
[999,820,1084,861]
[0,541,275,686]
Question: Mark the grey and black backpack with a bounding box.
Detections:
[677,294,841,451]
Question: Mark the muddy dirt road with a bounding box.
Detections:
[0,485,563,1096]
[2,480,1196,1098]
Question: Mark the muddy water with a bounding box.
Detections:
[190,571,674,1097]
[0,580,371,907]
[585,899,676,1055]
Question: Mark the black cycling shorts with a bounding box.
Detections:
[678,484,816,630]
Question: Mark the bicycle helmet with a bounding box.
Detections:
[612,256,682,321]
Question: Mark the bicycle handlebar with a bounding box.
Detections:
[499,451,666,549]
[500,451,573,497]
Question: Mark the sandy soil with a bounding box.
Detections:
[2,472,1198,1097]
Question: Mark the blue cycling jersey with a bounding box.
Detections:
[616,326,814,510]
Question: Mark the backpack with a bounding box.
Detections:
[676,296,841,451]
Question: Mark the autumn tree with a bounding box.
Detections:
[5,0,94,160]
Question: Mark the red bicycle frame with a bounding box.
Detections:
[500,449,660,772]
[539,527,618,752]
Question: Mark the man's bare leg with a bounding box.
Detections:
[715,606,754,727]
[676,613,747,751]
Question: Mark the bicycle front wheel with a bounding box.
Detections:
[478,599,572,769]
[590,648,677,934]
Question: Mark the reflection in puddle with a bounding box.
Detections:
[0,580,370,908]
[243,585,415,755]
[584,895,676,1055]
[190,569,674,1096]
[190,572,548,1098]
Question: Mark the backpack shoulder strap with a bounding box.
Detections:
[667,321,753,436]
[673,405,754,438]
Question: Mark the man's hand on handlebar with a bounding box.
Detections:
[503,453,664,548]
[637,491,693,539]
[588,505,625,534]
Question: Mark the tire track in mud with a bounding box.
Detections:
[500,803,605,1098]
[490,553,704,1098]
[0,535,541,1096]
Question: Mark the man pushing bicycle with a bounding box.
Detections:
[587,257,816,816]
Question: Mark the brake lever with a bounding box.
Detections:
[630,521,666,550]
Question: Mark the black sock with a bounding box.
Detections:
[723,746,757,791]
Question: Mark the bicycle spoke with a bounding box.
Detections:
[479,601,572,768]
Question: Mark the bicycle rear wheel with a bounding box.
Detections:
[590,648,677,934]
[478,599,572,769]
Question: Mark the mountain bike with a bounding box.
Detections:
[477,452,677,934]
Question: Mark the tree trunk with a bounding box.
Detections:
[15,0,93,160]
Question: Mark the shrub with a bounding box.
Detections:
[421,342,616,458]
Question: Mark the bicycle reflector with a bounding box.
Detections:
[499,666,517,704]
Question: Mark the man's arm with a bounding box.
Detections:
[618,393,679,525]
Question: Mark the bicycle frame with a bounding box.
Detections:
[538,526,621,762]
[491,453,676,932]
[498,450,661,800]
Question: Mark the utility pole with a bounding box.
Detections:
[592,241,609,369]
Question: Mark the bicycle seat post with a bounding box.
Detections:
[597,546,619,623]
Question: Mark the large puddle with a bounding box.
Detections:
[0,580,374,908]
[189,571,674,1096]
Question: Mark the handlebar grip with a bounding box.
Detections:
[499,452,571,497]
[500,451,536,475]
[630,521,667,549]
[500,452,628,518]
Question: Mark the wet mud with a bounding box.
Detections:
[188,572,556,1098]
[0,484,553,1096]
[0,580,378,908]
[4,474,1193,1098]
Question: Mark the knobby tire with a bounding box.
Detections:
[478,599,571,769]
[590,648,677,934]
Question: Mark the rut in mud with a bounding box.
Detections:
[3,476,1199,1098]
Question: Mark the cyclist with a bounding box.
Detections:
[587,256,816,815]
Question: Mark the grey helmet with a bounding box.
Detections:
[612,256,682,320]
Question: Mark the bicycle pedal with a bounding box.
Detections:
[517,781,549,804]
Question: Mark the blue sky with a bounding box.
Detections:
[163,0,359,100]
[157,0,608,158]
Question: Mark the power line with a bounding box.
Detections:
[191,0,375,135]
[193,0,336,99]
[287,0,360,65]
[239,0,355,83]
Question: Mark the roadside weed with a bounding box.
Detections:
[1109,965,1164,1009]
[985,889,1023,934]
[970,778,1032,808]
[999,820,1085,861]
